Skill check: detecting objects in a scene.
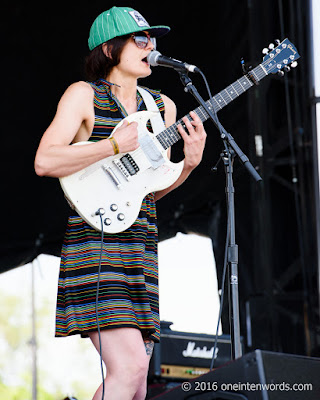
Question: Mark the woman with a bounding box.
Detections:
[35,6,206,400]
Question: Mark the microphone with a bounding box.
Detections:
[147,51,200,73]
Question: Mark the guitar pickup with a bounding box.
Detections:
[112,154,139,181]
[120,154,140,176]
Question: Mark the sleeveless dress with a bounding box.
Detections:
[55,79,165,342]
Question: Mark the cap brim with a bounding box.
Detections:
[134,25,170,38]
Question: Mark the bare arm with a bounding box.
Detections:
[34,81,139,178]
[154,94,207,201]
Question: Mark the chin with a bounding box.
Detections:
[138,68,152,79]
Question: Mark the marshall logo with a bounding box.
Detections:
[182,341,219,360]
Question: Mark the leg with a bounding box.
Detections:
[132,338,154,400]
[89,328,150,400]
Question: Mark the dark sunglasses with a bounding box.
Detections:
[131,32,156,49]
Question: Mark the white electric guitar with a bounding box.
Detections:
[60,39,300,233]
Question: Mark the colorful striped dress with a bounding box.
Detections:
[55,79,165,342]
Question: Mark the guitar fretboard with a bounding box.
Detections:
[156,64,268,150]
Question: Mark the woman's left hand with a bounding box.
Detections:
[177,111,207,170]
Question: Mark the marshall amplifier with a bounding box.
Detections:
[149,321,241,380]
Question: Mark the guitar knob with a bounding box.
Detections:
[117,213,125,221]
[104,218,112,226]
[94,208,105,216]
[110,204,118,211]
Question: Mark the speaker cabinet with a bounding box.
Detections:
[147,350,320,399]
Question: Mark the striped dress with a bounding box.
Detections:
[55,79,165,342]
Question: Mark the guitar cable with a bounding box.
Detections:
[95,209,106,400]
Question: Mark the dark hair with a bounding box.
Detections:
[85,35,130,81]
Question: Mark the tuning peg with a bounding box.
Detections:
[262,48,269,55]
[291,61,298,68]
[284,65,291,72]
[268,43,275,50]
[278,70,285,77]
[275,39,281,45]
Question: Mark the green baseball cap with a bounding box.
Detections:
[88,6,170,51]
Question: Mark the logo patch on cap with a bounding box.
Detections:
[129,10,150,27]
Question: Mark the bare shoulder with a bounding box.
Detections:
[70,80,94,93]
[45,81,95,142]
[55,81,94,121]
[61,81,94,103]
[161,93,177,126]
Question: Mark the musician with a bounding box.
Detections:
[35,6,206,400]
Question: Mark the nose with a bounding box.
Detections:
[146,37,156,51]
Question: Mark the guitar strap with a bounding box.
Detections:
[137,86,166,134]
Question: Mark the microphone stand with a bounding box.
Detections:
[178,71,262,360]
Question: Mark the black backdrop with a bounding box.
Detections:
[2,0,319,356]
[1,0,252,270]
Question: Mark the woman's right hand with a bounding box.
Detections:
[112,120,140,154]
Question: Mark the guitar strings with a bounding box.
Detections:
[122,43,289,168]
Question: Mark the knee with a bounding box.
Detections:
[126,358,149,388]
[109,356,148,388]
[130,362,148,400]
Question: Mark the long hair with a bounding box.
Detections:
[85,35,130,81]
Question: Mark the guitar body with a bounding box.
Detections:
[59,111,184,233]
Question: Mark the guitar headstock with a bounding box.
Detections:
[262,38,300,75]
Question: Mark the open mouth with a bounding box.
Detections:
[142,56,149,65]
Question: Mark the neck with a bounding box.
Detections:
[106,69,138,104]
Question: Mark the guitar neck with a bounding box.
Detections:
[156,63,267,150]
